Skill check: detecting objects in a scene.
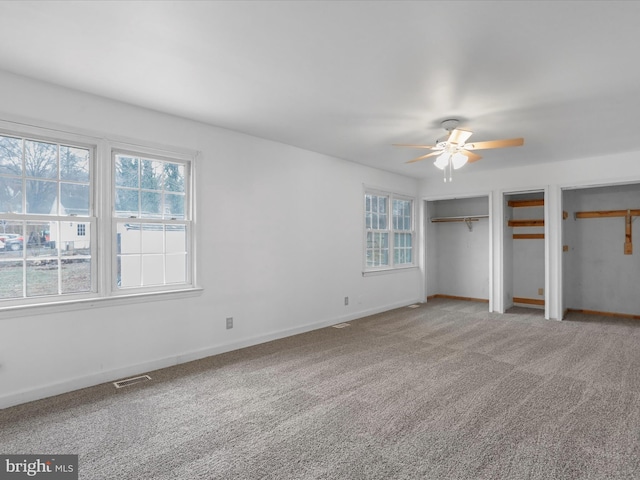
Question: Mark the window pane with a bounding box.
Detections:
[142,254,164,286]
[115,156,139,187]
[166,253,186,284]
[26,260,58,297]
[61,258,91,294]
[26,179,57,214]
[0,221,23,255]
[119,255,141,287]
[141,159,163,190]
[140,191,162,218]
[60,221,91,255]
[0,261,23,298]
[164,163,185,193]
[118,223,141,254]
[25,221,51,252]
[393,199,411,231]
[60,183,90,216]
[164,193,185,219]
[115,189,139,217]
[0,135,22,176]
[60,146,90,182]
[0,177,23,214]
[141,224,164,254]
[166,225,186,253]
[24,140,57,179]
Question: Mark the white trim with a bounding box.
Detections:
[0,287,203,320]
[363,186,418,272]
[499,186,550,319]
[0,295,416,409]
[421,190,492,310]
[558,176,640,321]
[362,265,419,276]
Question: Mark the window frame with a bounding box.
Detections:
[110,146,194,294]
[0,119,199,314]
[363,188,416,273]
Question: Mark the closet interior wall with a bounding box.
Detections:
[563,183,640,317]
[426,196,489,303]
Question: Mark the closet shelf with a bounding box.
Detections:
[575,208,639,255]
[508,199,544,208]
[508,219,544,227]
[513,233,545,240]
[575,209,640,219]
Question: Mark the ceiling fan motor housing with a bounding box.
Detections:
[441,119,460,132]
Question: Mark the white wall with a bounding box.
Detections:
[426,197,489,300]
[0,71,421,408]
[420,153,640,319]
[563,183,640,316]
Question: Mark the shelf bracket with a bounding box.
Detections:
[464,218,473,231]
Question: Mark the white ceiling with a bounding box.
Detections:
[1,1,639,179]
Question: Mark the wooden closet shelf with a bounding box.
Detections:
[508,219,544,227]
[513,233,545,240]
[508,199,544,208]
[575,209,640,219]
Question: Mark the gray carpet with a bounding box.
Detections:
[2,298,640,479]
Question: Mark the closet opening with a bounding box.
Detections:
[425,196,491,309]
[562,182,640,320]
[503,191,546,314]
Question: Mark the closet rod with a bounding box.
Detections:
[430,215,488,232]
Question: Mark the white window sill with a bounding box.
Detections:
[0,287,204,320]
[362,265,419,277]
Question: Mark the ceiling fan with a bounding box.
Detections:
[394,119,524,182]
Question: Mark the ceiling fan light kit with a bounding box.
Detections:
[394,119,524,182]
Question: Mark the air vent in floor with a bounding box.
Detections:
[332,323,351,328]
[407,304,421,309]
[113,374,152,389]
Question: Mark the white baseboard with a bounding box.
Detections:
[0,299,420,409]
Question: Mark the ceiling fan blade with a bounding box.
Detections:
[392,143,438,149]
[465,138,524,150]
[405,151,441,164]
[459,149,482,163]
[448,128,473,145]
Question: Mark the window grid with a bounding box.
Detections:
[113,152,190,291]
[365,191,414,270]
[1,131,95,302]
[0,122,196,309]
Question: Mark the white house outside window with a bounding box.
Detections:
[364,190,415,271]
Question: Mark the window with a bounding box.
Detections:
[0,134,94,300]
[0,122,196,309]
[364,190,414,270]
[114,152,190,289]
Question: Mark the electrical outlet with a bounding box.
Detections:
[538,288,544,296]
[344,296,349,306]
[226,317,233,329]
